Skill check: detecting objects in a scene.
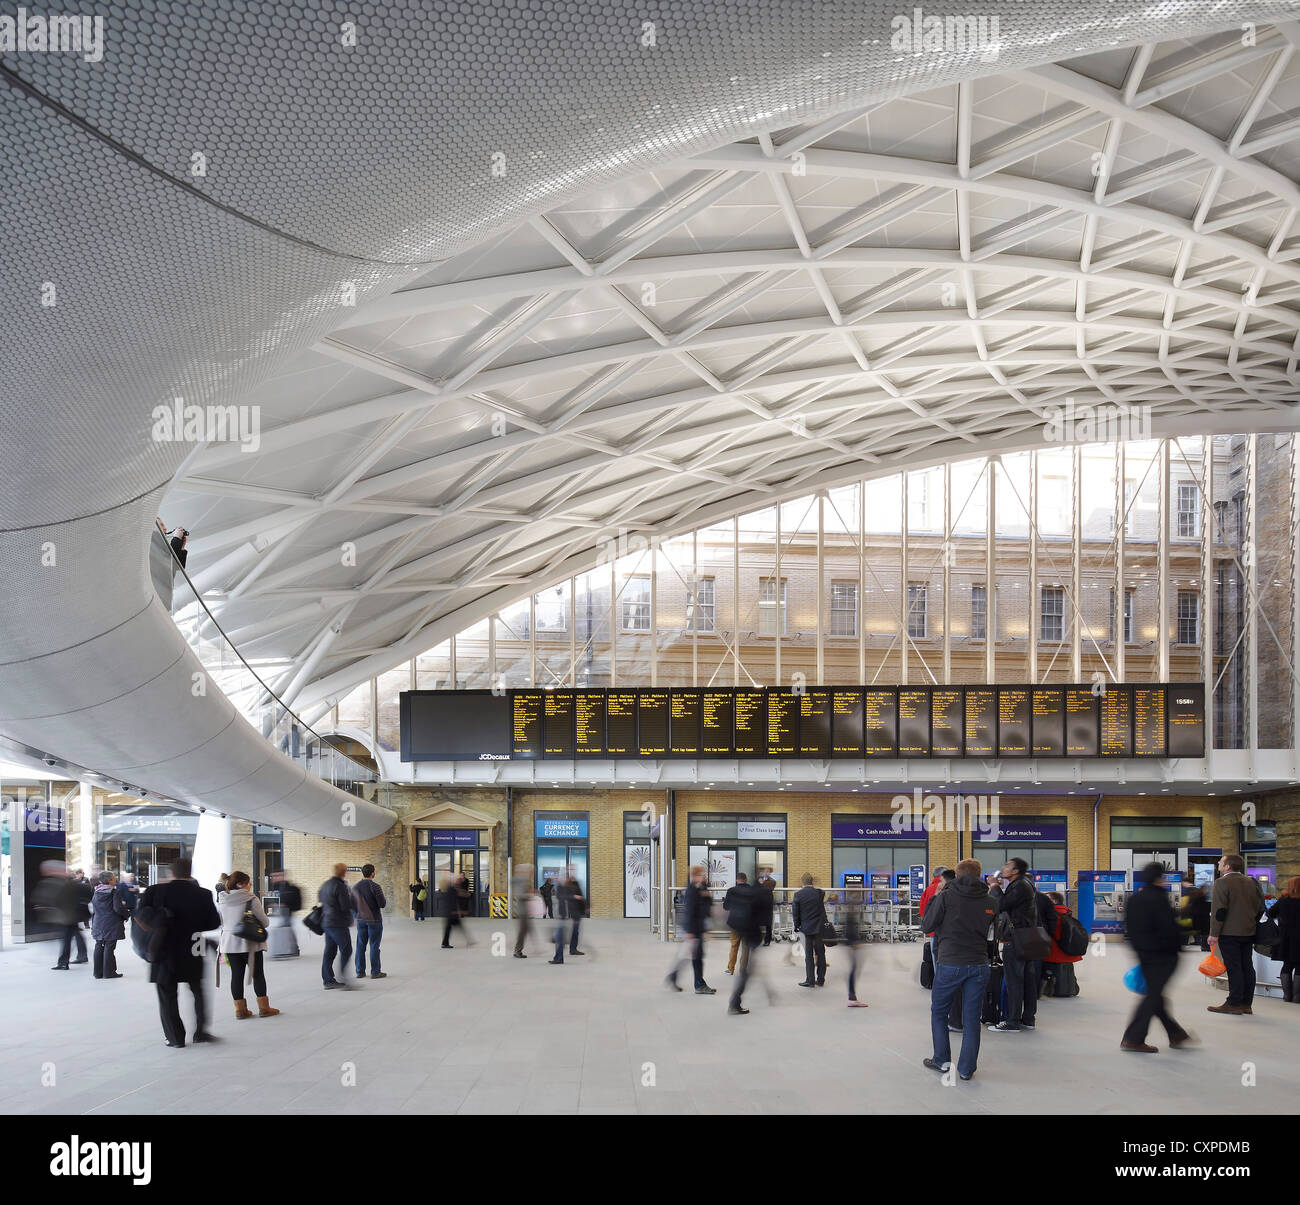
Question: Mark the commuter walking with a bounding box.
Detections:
[512,863,534,959]
[725,873,762,1014]
[439,874,463,948]
[844,906,868,1008]
[139,858,221,1046]
[756,867,777,945]
[921,859,994,1080]
[115,871,140,917]
[319,863,356,989]
[1268,877,1300,1002]
[988,859,1045,1033]
[1208,853,1266,1014]
[792,873,827,988]
[38,863,87,970]
[353,864,386,978]
[723,874,751,975]
[267,869,301,958]
[1181,884,1211,950]
[218,871,280,1019]
[540,876,555,918]
[550,872,586,964]
[666,866,716,994]
[1121,863,1193,1052]
[410,877,428,920]
[90,871,128,979]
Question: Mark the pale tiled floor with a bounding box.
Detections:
[0,919,1294,1114]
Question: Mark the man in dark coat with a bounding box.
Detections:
[792,872,827,988]
[139,858,221,1047]
[1122,862,1193,1051]
[988,858,1040,1033]
[37,863,87,969]
[724,873,762,1015]
[666,865,715,994]
[319,863,356,984]
[755,867,778,945]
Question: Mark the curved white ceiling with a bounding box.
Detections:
[3,3,1299,817]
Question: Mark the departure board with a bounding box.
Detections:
[831,689,866,757]
[898,689,930,757]
[512,690,544,759]
[767,690,799,756]
[637,690,669,756]
[964,689,997,756]
[1167,684,1205,758]
[701,690,734,756]
[605,691,637,756]
[931,689,964,757]
[1100,686,1133,757]
[1031,689,1065,757]
[544,691,576,757]
[864,689,897,756]
[670,689,702,757]
[800,689,832,758]
[405,683,1205,760]
[574,690,606,758]
[1133,686,1166,757]
[1065,688,1099,757]
[998,688,1030,756]
[733,689,767,756]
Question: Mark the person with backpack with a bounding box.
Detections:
[921,858,995,1080]
[90,871,129,979]
[319,863,356,988]
[724,873,762,1015]
[353,864,387,978]
[792,872,828,988]
[218,870,280,1019]
[1208,853,1266,1015]
[1040,891,1087,997]
[139,858,222,1047]
[988,858,1047,1033]
[1121,863,1194,1052]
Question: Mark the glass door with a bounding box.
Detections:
[756,849,785,887]
[456,849,477,917]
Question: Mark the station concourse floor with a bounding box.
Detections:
[0,919,1294,1115]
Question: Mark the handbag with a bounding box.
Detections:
[417,888,428,902]
[302,904,324,936]
[1254,911,1280,955]
[1011,924,1053,961]
[233,899,268,944]
[1123,964,1146,994]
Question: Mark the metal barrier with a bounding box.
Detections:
[662,884,924,944]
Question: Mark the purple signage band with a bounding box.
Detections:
[832,817,928,841]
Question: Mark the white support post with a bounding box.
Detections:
[901,471,909,686]
[858,481,867,685]
[817,494,825,686]
[1247,434,1259,759]
[1115,442,1126,682]
[610,561,617,687]
[650,539,658,689]
[1029,450,1039,684]
[1292,436,1299,769]
[1158,439,1170,682]
[568,576,576,687]
[489,612,498,687]
[1072,445,1083,682]
[528,594,536,688]
[943,462,952,686]
[691,529,698,688]
[986,459,997,683]
[774,505,782,687]
[450,634,457,689]
[733,517,741,687]
[1201,441,1215,745]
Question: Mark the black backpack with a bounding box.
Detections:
[920,939,935,989]
[1056,911,1090,958]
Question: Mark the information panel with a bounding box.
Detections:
[544,691,576,757]
[831,689,866,757]
[1133,686,1166,757]
[964,689,997,757]
[931,689,964,757]
[511,691,544,760]
[1167,684,1206,758]
[864,689,898,756]
[998,688,1031,756]
[574,690,606,758]
[800,689,832,758]
[1065,688,1099,757]
[1031,688,1065,757]
[897,690,930,757]
[637,690,669,756]
[767,690,799,756]
[733,689,766,757]
[1100,686,1133,757]
[701,690,734,757]
[605,691,637,756]
[670,689,702,757]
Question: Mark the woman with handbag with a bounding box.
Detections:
[1268,877,1300,1002]
[218,871,280,1019]
[410,878,428,921]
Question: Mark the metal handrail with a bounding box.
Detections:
[156,524,377,794]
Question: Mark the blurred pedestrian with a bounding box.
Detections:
[513,863,535,959]
[139,858,221,1046]
[1122,863,1193,1051]
[319,863,356,988]
[665,865,715,994]
[550,870,586,964]
[725,873,762,1015]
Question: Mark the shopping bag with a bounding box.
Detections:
[1122,964,1146,994]
[1198,952,1226,978]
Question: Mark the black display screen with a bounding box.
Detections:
[544,691,576,757]
[701,690,734,756]
[402,690,512,760]
[998,688,1030,756]
[1031,689,1065,757]
[574,690,606,758]
[511,691,544,760]
[605,691,637,756]
[733,689,767,756]
[931,688,963,757]
[897,689,930,757]
[638,690,669,756]
[864,689,897,756]
[964,689,997,756]
[831,689,865,757]
[670,689,702,757]
[1167,684,1205,757]
[1100,686,1133,757]
[799,689,832,758]
[1133,686,1166,757]
[1065,688,1099,757]
[767,690,799,756]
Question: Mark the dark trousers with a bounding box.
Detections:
[322,925,353,983]
[803,934,827,984]
[1123,953,1186,1043]
[669,934,705,986]
[569,917,581,953]
[514,913,531,955]
[543,896,553,918]
[1217,935,1256,1006]
[846,943,863,1001]
[931,963,989,1078]
[92,939,118,978]
[56,924,86,966]
[1001,946,1040,1026]
[156,978,207,1045]
[729,934,759,1007]
[355,920,382,974]
[228,950,267,999]
[441,913,457,947]
[552,919,579,962]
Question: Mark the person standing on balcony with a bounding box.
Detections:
[168,526,189,568]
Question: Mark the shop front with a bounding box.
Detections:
[534,813,590,907]
[973,816,1068,876]
[830,814,928,891]
[98,804,198,887]
[687,813,787,891]
[416,827,490,916]
[1109,817,1203,874]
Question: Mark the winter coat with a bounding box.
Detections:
[318,875,355,929]
[217,887,270,955]
[1126,884,1184,957]
[140,878,221,985]
[920,875,996,965]
[1267,896,1300,965]
[90,884,128,942]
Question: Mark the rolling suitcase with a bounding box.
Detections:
[267,913,300,958]
[981,962,1005,1024]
